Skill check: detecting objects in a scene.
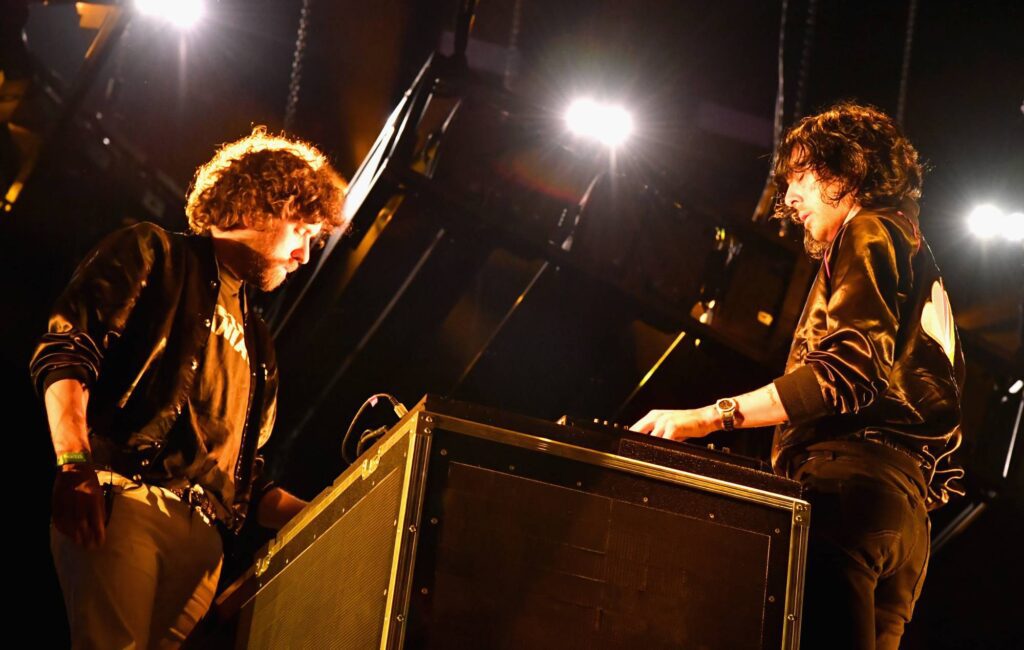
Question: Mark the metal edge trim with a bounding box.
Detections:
[381,413,432,648]
[214,406,426,611]
[781,503,811,649]
[261,412,419,563]
[429,412,803,511]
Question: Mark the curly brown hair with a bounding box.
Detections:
[186,126,347,236]
[772,102,924,219]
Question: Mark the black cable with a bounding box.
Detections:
[356,427,387,458]
[340,393,408,464]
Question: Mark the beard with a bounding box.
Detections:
[218,238,290,291]
[803,228,830,260]
[787,211,830,260]
[250,262,288,292]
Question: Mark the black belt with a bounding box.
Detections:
[866,436,929,468]
[789,438,929,497]
[169,485,235,531]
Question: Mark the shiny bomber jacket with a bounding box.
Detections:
[771,199,966,508]
[30,222,278,530]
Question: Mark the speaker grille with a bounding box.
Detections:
[422,462,770,649]
[243,467,405,650]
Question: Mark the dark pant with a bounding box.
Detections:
[792,441,930,650]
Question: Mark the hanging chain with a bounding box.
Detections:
[284,0,313,131]
[793,0,818,120]
[771,0,789,152]
[896,0,919,125]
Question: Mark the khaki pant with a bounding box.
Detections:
[51,472,223,649]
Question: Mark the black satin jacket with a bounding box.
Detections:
[30,222,278,529]
[772,199,966,508]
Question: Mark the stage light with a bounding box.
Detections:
[1006,212,1024,242]
[968,204,1024,243]
[565,98,634,148]
[1010,379,1023,395]
[135,0,205,29]
[967,204,1004,240]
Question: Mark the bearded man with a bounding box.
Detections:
[632,102,964,649]
[32,127,347,647]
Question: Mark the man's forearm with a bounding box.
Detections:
[631,381,791,440]
[45,378,109,548]
[256,486,308,530]
[44,378,91,458]
[732,382,789,429]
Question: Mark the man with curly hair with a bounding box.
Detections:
[632,103,964,649]
[32,127,347,647]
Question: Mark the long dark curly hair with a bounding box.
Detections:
[772,102,924,218]
[186,126,347,236]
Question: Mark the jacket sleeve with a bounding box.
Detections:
[774,215,902,425]
[29,223,164,397]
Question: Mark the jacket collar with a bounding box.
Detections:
[824,197,921,274]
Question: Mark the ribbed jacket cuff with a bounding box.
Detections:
[38,367,92,398]
[774,365,829,426]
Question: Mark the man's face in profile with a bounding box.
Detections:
[213,218,323,291]
[783,169,860,259]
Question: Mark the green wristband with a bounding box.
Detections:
[56,451,91,467]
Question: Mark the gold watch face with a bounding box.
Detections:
[716,398,736,413]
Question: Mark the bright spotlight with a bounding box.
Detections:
[1006,212,1024,242]
[1009,379,1023,395]
[135,0,205,29]
[565,98,634,148]
[967,204,1004,240]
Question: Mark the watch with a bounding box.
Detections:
[714,398,738,432]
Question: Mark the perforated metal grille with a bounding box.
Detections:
[243,468,404,650]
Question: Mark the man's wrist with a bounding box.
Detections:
[703,405,722,434]
[709,398,745,432]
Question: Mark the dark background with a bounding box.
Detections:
[3,1,1022,647]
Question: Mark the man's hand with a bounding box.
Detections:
[45,378,104,547]
[256,487,308,530]
[630,407,719,442]
[52,465,106,549]
[630,384,791,442]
